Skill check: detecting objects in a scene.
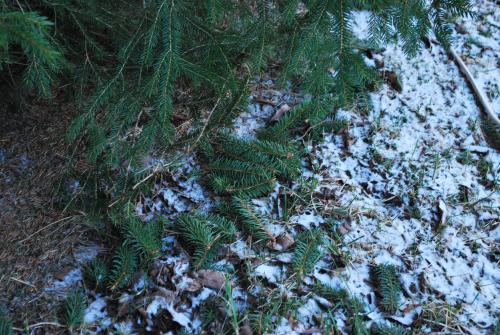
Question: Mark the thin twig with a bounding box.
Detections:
[189,92,225,152]
[19,216,73,243]
[450,48,500,127]
[10,277,37,289]
[13,322,63,331]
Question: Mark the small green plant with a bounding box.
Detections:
[248,286,301,334]
[62,289,87,332]
[312,283,349,307]
[108,243,138,290]
[323,312,342,335]
[476,155,496,187]
[421,301,463,332]
[456,150,474,165]
[346,297,366,315]
[0,308,13,335]
[200,132,301,198]
[371,264,402,314]
[222,277,240,335]
[352,315,370,335]
[84,258,108,290]
[493,320,500,335]
[293,229,324,279]
[232,196,271,243]
[122,216,164,262]
[373,323,410,335]
[175,213,236,269]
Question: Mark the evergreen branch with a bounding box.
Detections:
[232,196,271,242]
[175,214,222,269]
[0,308,13,335]
[371,264,402,313]
[109,243,138,291]
[293,229,323,279]
[62,289,86,331]
[373,324,410,335]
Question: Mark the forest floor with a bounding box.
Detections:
[1,0,499,334]
[0,93,94,327]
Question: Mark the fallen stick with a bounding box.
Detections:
[450,48,500,127]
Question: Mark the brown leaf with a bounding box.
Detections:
[385,71,402,92]
[374,56,384,69]
[239,326,253,335]
[154,287,176,301]
[276,233,295,250]
[53,267,73,280]
[184,278,202,292]
[338,223,352,235]
[197,270,225,290]
[117,300,130,318]
[270,103,291,123]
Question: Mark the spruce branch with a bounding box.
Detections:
[232,196,271,243]
[371,264,402,313]
[293,229,324,279]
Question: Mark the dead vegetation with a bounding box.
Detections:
[0,91,91,330]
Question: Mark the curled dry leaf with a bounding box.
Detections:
[436,197,447,231]
[155,287,177,301]
[270,103,291,123]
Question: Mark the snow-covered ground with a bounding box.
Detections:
[307,19,499,335]
[49,1,499,334]
[304,6,499,333]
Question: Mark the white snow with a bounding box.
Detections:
[299,3,500,332]
[84,297,108,325]
[255,263,284,284]
[45,268,83,295]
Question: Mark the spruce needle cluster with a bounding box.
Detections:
[371,264,403,314]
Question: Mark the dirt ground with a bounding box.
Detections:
[0,90,89,330]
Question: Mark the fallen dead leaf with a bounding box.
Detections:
[338,223,352,235]
[197,270,225,290]
[52,267,73,281]
[270,103,290,122]
[184,278,202,292]
[275,233,295,250]
[436,197,447,231]
[239,325,253,335]
[385,70,402,92]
